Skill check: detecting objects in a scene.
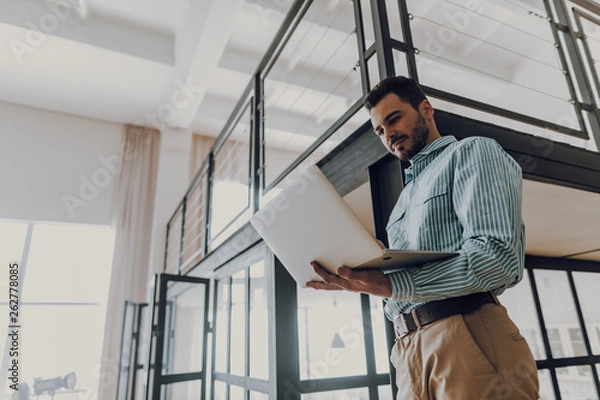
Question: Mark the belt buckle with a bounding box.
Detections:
[395,314,410,338]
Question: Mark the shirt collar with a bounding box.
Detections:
[404,135,456,184]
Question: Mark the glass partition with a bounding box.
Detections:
[359,0,376,49]
[249,262,269,380]
[262,0,363,189]
[209,103,252,244]
[297,290,367,380]
[162,283,207,375]
[556,366,598,399]
[211,245,271,399]
[573,272,600,355]
[577,12,600,104]
[230,270,247,376]
[407,0,580,132]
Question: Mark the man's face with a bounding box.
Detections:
[370,93,431,161]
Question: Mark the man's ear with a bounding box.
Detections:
[419,99,435,119]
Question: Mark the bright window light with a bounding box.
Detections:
[0,220,115,400]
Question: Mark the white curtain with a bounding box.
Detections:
[98,124,160,400]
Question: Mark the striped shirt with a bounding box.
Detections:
[384,135,525,320]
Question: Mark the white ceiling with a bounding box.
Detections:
[0,0,269,131]
[0,0,598,261]
[523,180,600,261]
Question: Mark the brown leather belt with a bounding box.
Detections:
[393,291,499,338]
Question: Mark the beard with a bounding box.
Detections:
[397,114,430,161]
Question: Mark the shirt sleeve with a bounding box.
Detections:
[387,138,525,303]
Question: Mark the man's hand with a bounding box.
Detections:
[306,261,392,298]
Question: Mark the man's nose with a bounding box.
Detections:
[383,128,394,140]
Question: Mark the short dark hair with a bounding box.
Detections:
[363,76,427,112]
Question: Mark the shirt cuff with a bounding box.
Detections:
[387,269,415,303]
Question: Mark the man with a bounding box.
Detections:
[306,76,539,399]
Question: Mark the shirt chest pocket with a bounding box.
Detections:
[386,183,454,250]
[412,183,456,248]
[412,184,449,216]
[386,208,407,249]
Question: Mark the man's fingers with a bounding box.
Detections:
[337,266,372,281]
[306,281,344,291]
[311,262,338,282]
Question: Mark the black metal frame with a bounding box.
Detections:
[147,273,211,400]
[206,99,254,246]
[210,242,271,399]
[572,7,600,145]
[117,301,136,400]
[151,1,600,399]
[525,256,600,399]
[398,0,600,139]
[117,302,150,400]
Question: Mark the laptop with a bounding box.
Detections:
[250,165,457,287]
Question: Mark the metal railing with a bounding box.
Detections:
[163,0,600,275]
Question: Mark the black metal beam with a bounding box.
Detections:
[526,256,600,272]
[299,374,389,393]
[571,0,600,15]
[397,0,418,80]
[434,109,600,193]
[273,256,301,399]
[130,303,147,400]
[251,77,262,215]
[537,355,600,369]
[203,153,214,256]
[178,196,186,274]
[158,371,203,385]
[352,0,370,94]
[423,85,588,140]
[368,156,404,399]
[371,0,395,78]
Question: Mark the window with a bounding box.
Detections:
[211,245,270,399]
[0,221,114,399]
[568,328,591,376]
[548,328,566,359]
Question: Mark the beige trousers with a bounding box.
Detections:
[390,303,539,400]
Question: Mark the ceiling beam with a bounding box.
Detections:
[166,0,246,129]
[1,0,174,65]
